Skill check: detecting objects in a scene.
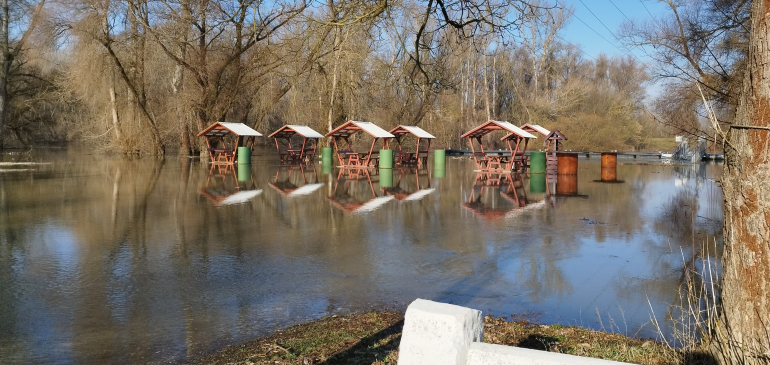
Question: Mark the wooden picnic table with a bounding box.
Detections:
[338,151,380,168]
[209,148,236,164]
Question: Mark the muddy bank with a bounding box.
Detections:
[188,311,687,365]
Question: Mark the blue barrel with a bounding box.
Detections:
[237,147,251,164]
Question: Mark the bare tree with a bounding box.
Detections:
[719,0,770,359]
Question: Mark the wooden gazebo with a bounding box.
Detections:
[198,122,262,164]
[461,120,536,172]
[388,126,436,167]
[545,129,567,151]
[268,125,325,164]
[325,121,394,168]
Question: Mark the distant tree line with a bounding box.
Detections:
[0,0,710,155]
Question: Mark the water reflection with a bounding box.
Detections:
[0,151,724,364]
[199,164,262,206]
[327,168,395,213]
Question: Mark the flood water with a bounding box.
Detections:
[0,149,723,364]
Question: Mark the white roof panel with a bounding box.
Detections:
[219,189,263,206]
[352,121,395,138]
[287,183,325,197]
[220,122,263,137]
[399,126,436,139]
[287,125,324,138]
[354,196,395,213]
[495,121,537,139]
[524,124,550,136]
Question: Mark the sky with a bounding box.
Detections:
[560,0,669,64]
[559,0,672,97]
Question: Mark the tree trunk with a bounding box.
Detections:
[109,70,122,140]
[720,0,770,359]
[0,0,9,151]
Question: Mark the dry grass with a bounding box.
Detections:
[188,311,681,365]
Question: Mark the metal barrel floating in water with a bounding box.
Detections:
[529,151,546,173]
[556,152,578,175]
[322,147,333,165]
[237,147,251,164]
[379,149,393,169]
[380,168,393,188]
[530,173,546,193]
[601,152,617,168]
[434,149,446,168]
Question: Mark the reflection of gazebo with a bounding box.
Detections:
[461,120,536,172]
[382,168,434,201]
[198,122,262,164]
[462,172,544,220]
[389,125,436,167]
[199,164,262,206]
[268,125,324,164]
[268,164,324,197]
[327,168,395,213]
[326,121,394,168]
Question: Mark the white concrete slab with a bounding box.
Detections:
[398,299,483,365]
[467,342,636,365]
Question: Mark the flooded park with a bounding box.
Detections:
[0,147,723,364]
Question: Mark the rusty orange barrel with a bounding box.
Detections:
[601,152,617,168]
[556,152,578,175]
[601,166,617,182]
[556,174,578,195]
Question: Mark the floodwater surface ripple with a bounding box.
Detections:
[0,149,723,364]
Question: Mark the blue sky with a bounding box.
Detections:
[560,0,669,63]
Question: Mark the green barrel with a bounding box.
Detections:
[321,147,332,164]
[434,149,446,168]
[322,163,332,175]
[237,164,251,182]
[530,172,546,193]
[380,168,393,188]
[379,149,393,169]
[530,151,546,173]
[434,165,446,178]
[237,147,251,164]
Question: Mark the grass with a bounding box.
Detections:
[188,311,682,365]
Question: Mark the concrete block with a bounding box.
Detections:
[466,342,636,365]
[398,299,483,365]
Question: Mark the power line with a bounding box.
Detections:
[608,0,633,23]
[578,0,619,39]
[567,0,648,67]
[638,0,656,19]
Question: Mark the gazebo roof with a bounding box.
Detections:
[198,122,263,137]
[268,125,324,139]
[521,124,550,136]
[461,120,537,139]
[389,125,436,139]
[545,130,568,140]
[326,121,395,139]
